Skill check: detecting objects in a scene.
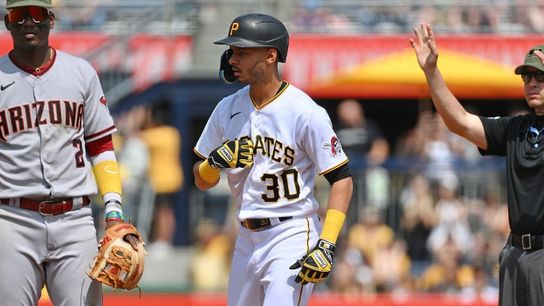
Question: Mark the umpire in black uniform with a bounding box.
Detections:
[411,22,544,306]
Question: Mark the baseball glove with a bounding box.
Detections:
[87,223,146,290]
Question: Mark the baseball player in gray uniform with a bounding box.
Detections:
[193,14,353,306]
[0,1,141,305]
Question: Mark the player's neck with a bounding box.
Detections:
[11,46,52,69]
[250,78,283,107]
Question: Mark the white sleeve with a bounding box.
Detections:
[83,65,116,143]
[194,102,224,158]
[90,150,117,165]
[303,107,349,175]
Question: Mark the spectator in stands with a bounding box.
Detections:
[427,174,474,257]
[399,174,437,264]
[347,206,394,267]
[141,98,184,254]
[115,106,151,230]
[371,238,411,292]
[189,218,232,292]
[335,99,391,210]
[444,5,468,33]
[293,6,357,33]
[421,114,463,185]
[480,190,510,240]
[418,235,475,293]
[329,245,374,295]
[395,108,435,170]
[524,2,544,33]
[54,0,107,31]
[464,189,508,285]
[463,6,495,33]
[336,99,390,170]
[461,264,499,303]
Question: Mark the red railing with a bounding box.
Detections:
[38,292,498,306]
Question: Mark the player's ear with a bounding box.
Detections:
[4,15,10,30]
[48,12,55,29]
[266,48,278,64]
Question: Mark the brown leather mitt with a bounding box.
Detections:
[87,223,146,290]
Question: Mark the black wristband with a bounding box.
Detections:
[105,199,122,206]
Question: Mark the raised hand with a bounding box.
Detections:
[409,23,439,71]
[534,49,544,65]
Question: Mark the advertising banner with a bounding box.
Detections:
[284,35,544,99]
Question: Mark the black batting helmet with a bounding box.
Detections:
[214,13,289,62]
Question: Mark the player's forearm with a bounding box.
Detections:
[326,176,352,214]
[193,160,220,191]
[424,68,471,134]
[321,176,353,243]
[424,68,487,147]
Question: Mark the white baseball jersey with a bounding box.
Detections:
[0,48,116,198]
[194,83,348,220]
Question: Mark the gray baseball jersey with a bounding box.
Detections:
[0,49,116,199]
[0,48,115,305]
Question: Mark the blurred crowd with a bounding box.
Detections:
[319,100,514,299]
[1,0,542,34]
[294,0,544,34]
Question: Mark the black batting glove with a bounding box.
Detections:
[289,239,335,284]
[208,138,254,169]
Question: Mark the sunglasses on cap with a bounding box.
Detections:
[7,6,51,24]
[521,71,544,83]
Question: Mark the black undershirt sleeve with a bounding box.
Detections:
[323,163,351,185]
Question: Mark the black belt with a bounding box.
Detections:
[240,216,293,231]
[509,233,544,251]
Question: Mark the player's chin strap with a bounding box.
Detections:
[219,49,236,84]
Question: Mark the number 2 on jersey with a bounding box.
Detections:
[72,139,85,168]
[261,169,301,202]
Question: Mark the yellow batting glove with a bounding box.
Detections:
[289,209,345,284]
[289,239,335,284]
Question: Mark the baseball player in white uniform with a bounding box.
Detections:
[0,1,141,305]
[193,14,353,306]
